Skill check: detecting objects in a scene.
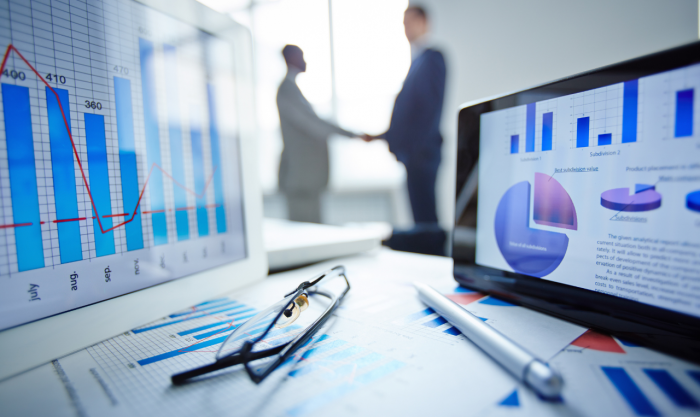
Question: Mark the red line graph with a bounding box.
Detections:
[0,44,218,234]
[53,217,87,223]
[0,222,31,229]
[103,213,128,218]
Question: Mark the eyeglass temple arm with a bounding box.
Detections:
[171,345,286,385]
[286,266,347,296]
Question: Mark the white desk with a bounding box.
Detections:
[0,249,697,417]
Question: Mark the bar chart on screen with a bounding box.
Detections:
[0,0,246,332]
[506,99,558,154]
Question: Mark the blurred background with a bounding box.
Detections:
[195,0,698,241]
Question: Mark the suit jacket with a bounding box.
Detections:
[277,72,355,192]
[383,48,446,167]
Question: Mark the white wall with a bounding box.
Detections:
[416,0,699,231]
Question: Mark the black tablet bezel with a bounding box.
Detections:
[453,41,700,363]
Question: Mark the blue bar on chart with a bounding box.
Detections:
[525,103,535,152]
[84,114,115,257]
[139,38,168,245]
[675,88,694,138]
[576,117,590,148]
[602,367,659,417]
[46,87,82,263]
[190,111,209,237]
[542,112,553,151]
[403,307,435,324]
[643,369,699,409]
[598,133,612,146]
[207,85,227,233]
[622,80,638,143]
[510,135,519,154]
[1,84,44,271]
[164,44,190,241]
[422,316,448,328]
[114,77,144,251]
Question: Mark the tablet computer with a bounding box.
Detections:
[454,41,700,362]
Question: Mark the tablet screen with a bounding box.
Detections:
[0,0,247,331]
[475,62,700,318]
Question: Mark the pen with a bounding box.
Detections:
[414,282,563,399]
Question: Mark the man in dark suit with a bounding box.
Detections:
[365,6,447,254]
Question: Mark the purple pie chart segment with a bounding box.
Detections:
[533,173,578,230]
[601,186,662,212]
[688,190,700,213]
[494,181,569,278]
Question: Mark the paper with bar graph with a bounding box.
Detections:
[481,330,700,417]
[0,249,588,417]
[0,0,246,332]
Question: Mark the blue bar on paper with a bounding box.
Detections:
[444,326,461,336]
[510,135,519,154]
[194,323,243,340]
[404,308,435,323]
[479,297,515,307]
[602,367,659,416]
[178,320,234,336]
[192,318,274,340]
[1,84,44,271]
[688,370,700,387]
[289,363,321,378]
[176,312,255,336]
[643,369,699,408]
[300,340,347,359]
[455,286,476,293]
[675,89,694,138]
[542,112,553,151]
[84,113,115,257]
[288,359,403,417]
[139,38,167,245]
[164,44,189,241]
[327,352,383,380]
[190,111,209,237]
[525,103,535,152]
[114,77,144,251]
[327,346,364,362]
[598,133,612,146]
[138,334,228,365]
[194,298,228,307]
[622,80,638,143]
[422,316,448,328]
[46,87,82,263]
[207,85,227,233]
[576,117,590,148]
[168,301,241,318]
[132,304,246,333]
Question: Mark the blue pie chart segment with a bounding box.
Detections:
[494,181,569,278]
[688,190,700,213]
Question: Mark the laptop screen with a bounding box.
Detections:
[0,0,247,331]
[474,60,700,319]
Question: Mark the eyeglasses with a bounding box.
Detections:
[171,265,350,385]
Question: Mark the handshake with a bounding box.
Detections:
[359,134,380,143]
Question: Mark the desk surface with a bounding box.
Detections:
[0,249,698,417]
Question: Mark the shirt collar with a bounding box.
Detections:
[410,34,431,61]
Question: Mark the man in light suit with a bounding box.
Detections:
[277,45,360,223]
[365,6,447,255]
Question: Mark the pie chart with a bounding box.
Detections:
[601,184,662,212]
[688,190,700,213]
[494,173,575,278]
